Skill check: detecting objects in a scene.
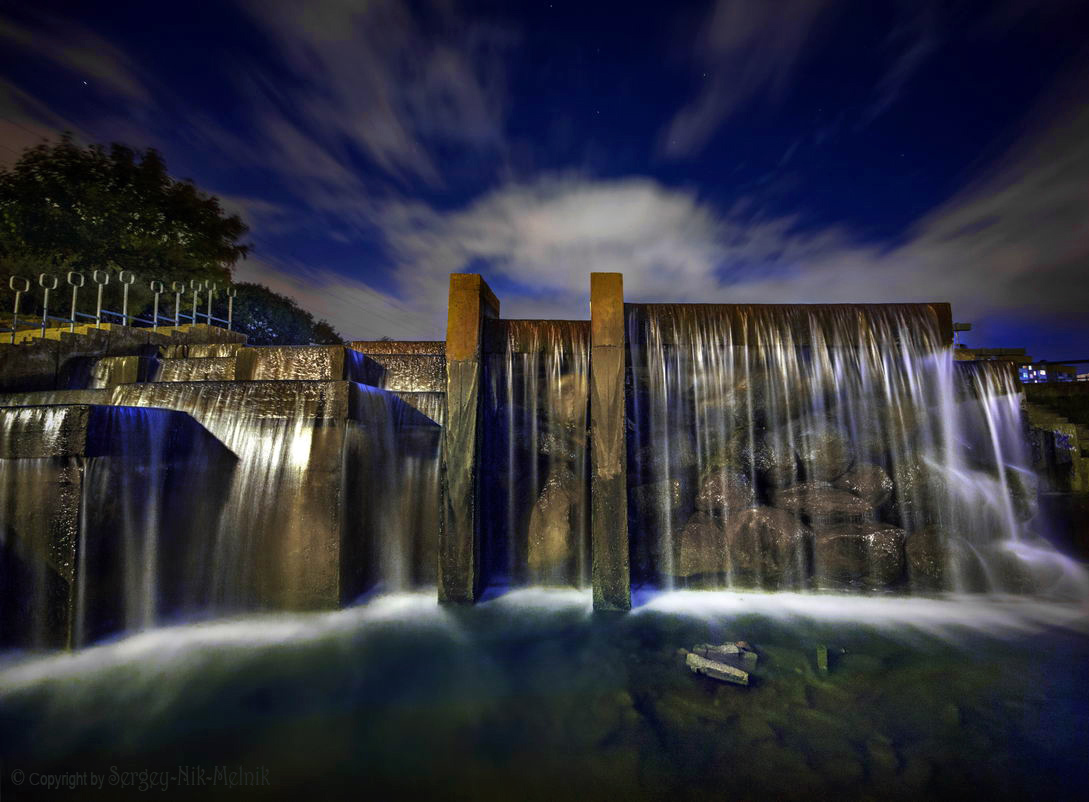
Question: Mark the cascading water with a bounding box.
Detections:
[155,356,236,381]
[481,320,590,589]
[626,303,1087,599]
[0,404,235,648]
[0,378,442,643]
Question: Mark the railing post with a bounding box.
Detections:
[226,286,237,330]
[8,276,29,343]
[119,270,135,327]
[92,269,110,328]
[150,280,164,331]
[204,280,217,325]
[66,272,84,333]
[190,279,201,327]
[38,273,58,337]
[171,281,185,326]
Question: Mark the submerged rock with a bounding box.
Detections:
[813,521,906,589]
[695,469,755,513]
[833,463,893,507]
[774,482,875,524]
[684,651,749,686]
[795,426,855,481]
[724,506,810,588]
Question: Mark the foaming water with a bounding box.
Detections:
[2,588,1087,800]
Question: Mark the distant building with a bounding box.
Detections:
[1020,362,1078,384]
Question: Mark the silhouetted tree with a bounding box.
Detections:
[225,282,342,345]
[0,133,248,315]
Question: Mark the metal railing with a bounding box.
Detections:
[1,271,239,344]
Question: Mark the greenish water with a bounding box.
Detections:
[1,591,1087,801]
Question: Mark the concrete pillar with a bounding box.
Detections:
[441,274,499,603]
[590,273,630,610]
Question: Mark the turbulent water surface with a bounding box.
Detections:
[1,590,1087,801]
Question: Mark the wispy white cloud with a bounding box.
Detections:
[237,0,514,185]
[268,82,1089,344]
[859,6,940,124]
[660,0,836,158]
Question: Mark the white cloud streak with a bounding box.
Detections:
[265,86,1089,344]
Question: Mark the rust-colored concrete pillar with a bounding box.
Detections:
[590,273,630,610]
[441,274,500,603]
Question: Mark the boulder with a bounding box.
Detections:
[674,512,728,579]
[774,482,875,524]
[723,506,810,588]
[695,469,755,513]
[795,425,855,481]
[833,463,893,507]
[538,421,584,461]
[813,521,906,589]
[629,478,691,542]
[1004,466,1039,522]
[703,428,797,490]
[904,526,988,592]
[890,459,949,527]
[904,526,946,590]
[527,467,583,583]
[633,437,698,483]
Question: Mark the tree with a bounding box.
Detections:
[0,134,249,317]
[223,283,342,346]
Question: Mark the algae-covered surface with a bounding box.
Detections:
[1,591,1087,801]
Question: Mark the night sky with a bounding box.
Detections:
[1,0,1087,357]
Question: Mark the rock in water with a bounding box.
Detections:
[527,467,582,582]
[814,521,906,589]
[904,526,946,590]
[796,426,855,481]
[692,642,740,659]
[774,482,875,524]
[890,459,949,527]
[905,526,989,592]
[1004,466,1039,522]
[750,435,799,488]
[695,469,755,513]
[674,512,728,579]
[724,506,810,588]
[685,651,749,686]
[630,478,689,533]
[833,463,893,507]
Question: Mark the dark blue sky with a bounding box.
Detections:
[2,0,1088,357]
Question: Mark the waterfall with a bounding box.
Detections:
[0,404,235,648]
[626,303,1085,598]
[481,320,590,589]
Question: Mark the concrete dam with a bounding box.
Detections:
[0,272,1083,649]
